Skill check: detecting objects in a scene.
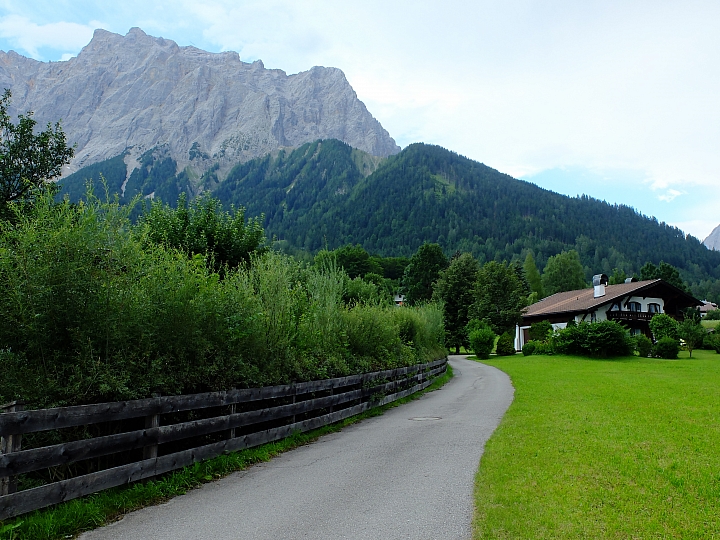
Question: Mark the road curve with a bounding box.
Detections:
[80,357,513,540]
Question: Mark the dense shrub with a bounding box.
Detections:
[468,320,496,360]
[496,332,516,356]
[653,336,680,359]
[649,313,679,341]
[528,320,553,342]
[553,321,633,358]
[522,341,537,356]
[533,340,555,355]
[704,332,720,353]
[635,334,653,358]
[703,310,720,320]
[0,193,446,409]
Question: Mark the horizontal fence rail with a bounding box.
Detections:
[0,358,447,520]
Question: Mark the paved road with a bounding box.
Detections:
[80,356,513,540]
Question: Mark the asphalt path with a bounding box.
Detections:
[80,356,514,540]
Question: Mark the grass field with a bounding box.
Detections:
[702,319,719,330]
[473,350,720,539]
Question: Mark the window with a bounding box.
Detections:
[628,302,641,312]
[648,303,661,314]
[610,303,620,311]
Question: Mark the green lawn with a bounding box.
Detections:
[702,319,719,330]
[473,350,720,539]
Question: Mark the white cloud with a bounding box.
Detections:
[0,15,97,59]
[658,189,684,203]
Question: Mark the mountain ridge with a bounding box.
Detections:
[0,27,399,186]
[704,224,720,251]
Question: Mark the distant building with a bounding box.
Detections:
[700,300,718,317]
[516,275,701,350]
[394,294,405,307]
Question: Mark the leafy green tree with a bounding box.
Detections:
[0,89,74,219]
[640,261,688,292]
[141,193,266,274]
[433,252,480,353]
[609,267,627,285]
[542,250,586,295]
[471,260,529,334]
[402,243,448,305]
[529,320,553,342]
[678,317,706,358]
[649,313,679,341]
[333,244,381,278]
[523,252,545,299]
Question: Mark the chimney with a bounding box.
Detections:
[593,274,609,298]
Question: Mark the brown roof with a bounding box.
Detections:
[524,279,699,319]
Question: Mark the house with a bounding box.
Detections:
[516,275,701,350]
[700,300,718,317]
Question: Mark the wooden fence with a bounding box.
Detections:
[0,358,447,520]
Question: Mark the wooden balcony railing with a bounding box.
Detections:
[606,311,656,322]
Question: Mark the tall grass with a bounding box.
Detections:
[0,192,445,409]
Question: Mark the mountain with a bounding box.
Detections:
[53,139,720,303]
[0,27,399,187]
[704,225,720,251]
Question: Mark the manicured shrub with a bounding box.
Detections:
[649,313,679,341]
[553,321,633,358]
[534,340,555,355]
[496,332,516,356]
[635,334,653,358]
[529,320,553,342]
[522,341,537,356]
[653,336,680,359]
[469,326,496,360]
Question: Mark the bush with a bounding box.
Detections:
[652,336,680,359]
[496,332,516,356]
[635,334,653,358]
[522,341,537,356]
[553,321,633,358]
[649,313,679,341]
[704,310,720,320]
[529,320,553,342]
[469,327,496,360]
[534,340,555,355]
[705,332,720,353]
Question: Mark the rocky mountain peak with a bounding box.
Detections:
[704,224,720,251]
[0,28,399,183]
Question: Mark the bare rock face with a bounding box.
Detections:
[704,224,720,251]
[0,28,399,179]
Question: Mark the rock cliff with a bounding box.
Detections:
[0,28,399,180]
[704,224,720,251]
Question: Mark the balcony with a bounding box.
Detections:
[606,311,656,322]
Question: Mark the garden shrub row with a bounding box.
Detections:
[0,194,446,410]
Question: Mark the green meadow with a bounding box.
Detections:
[474,350,720,539]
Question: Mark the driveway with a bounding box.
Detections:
[80,356,513,540]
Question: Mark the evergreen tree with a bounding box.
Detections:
[523,252,544,299]
[471,260,529,334]
[434,253,479,353]
[640,261,689,292]
[542,250,586,295]
[402,243,448,305]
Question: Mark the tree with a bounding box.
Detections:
[542,250,586,295]
[141,193,266,274]
[678,317,706,358]
[648,313,679,341]
[471,260,529,334]
[433,252,480,353]
[640,261,689,292]
[609,267,627,285]
[402,243,448,305]
[523,252,545,299]
[0,89,74,219]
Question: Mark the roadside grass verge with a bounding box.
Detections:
[473,350,720,539]
[0,365,452,540]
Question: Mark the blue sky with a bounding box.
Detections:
[1,0,718,240]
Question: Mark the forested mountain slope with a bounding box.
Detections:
[58,139,720,300]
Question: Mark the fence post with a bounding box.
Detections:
[1,401,24,496]
[291,384,296,425]
[143,394,160,460]
[229,388,236,439]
